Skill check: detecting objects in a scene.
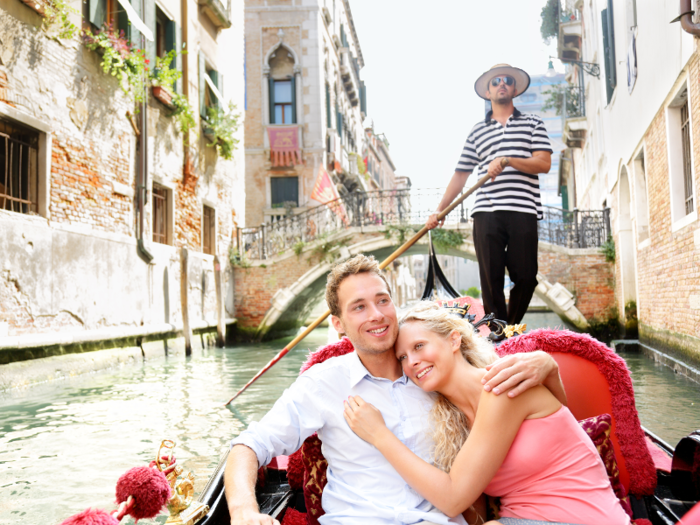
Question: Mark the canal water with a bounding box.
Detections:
[1,325,700,525]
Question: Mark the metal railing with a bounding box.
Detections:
[538,206,611,249]
[236,189,610,260]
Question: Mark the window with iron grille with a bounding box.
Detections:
[203,205,215,255]
[681,100,694,215]
[152,183,170,244]
[0,119,39,215]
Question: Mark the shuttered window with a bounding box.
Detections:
[152,184,170,245]
[601,2,617,104]
[200,52,223,118]
[681,100,694,215]
[202,205,216,255]
[271,177,299,208]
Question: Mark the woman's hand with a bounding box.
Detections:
[343,395,389,446]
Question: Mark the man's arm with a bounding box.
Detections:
[224,376,324,524]
[426,170,471,229]
[225,445,278,525]
[487,151,552,182]
[481,351,567,406]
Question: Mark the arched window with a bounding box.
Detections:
[268,47,296,124]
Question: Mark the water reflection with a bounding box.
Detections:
[619,349,700,447]
[0,330,329,525]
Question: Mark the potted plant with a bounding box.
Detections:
[83,23,148,103]
[150,50,181,108]
[203,102,240,160]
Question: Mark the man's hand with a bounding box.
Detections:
[231,509,280,525]
[481,351,559,398]
[486,157,504,181]
[226,445,279,525]
[426,212,445,230]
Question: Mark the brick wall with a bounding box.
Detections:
[630,53,700,356]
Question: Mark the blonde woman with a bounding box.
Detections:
[343,301,630,525]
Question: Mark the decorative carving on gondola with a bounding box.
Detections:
[503,324,527,338]
[155,439,210,525]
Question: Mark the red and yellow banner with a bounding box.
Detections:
[267,125,302,167]
[310,167,348,224]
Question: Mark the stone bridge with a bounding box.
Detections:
[233,221,615,340]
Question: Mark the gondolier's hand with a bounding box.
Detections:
[230,509,280,525]
[344,395,391,446]
[481,351,561,400]
[487,158,505,181]
[426,211,444,230]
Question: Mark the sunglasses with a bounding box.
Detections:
[490,76,515,87]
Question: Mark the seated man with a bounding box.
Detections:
[225,254,566,525]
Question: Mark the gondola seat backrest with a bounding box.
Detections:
[496,329,657,497]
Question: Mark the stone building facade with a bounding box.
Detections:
[0,0,245,346]
[556,0,700,359]
[243,0,395,228]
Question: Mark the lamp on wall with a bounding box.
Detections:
[549,56,601,78]
[545,60,558,78]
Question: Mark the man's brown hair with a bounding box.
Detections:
[326,254,391,317]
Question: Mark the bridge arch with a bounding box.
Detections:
[254,228,590,340]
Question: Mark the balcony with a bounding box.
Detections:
[339,49,360,107]
[198,0,231,29]
[558,13,582,62]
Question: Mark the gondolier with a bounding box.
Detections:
[427,63,553,325]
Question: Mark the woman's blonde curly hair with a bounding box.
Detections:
[398,301,498,472]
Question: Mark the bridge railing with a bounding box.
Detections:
[236,189,610,260]
[538,206,611,249]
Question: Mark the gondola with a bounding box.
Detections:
[192,237,700,525]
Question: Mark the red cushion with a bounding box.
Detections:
[579,413,632,518]
[280,508,307,525]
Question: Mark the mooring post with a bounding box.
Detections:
[180,247,192,355]
[214,255,225,347]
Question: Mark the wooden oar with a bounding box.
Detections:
[224,172,492,405]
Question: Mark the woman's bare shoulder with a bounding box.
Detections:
[477,384,560,420]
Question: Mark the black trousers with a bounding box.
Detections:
[472,211,539,325]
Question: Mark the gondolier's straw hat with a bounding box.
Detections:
[474,63,531,100]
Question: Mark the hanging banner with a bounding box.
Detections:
[310,167,348,225]
[267,125,303,167]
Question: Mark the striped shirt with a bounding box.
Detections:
[455,108,553,219]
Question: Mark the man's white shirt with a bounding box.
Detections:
[232,351,467,525]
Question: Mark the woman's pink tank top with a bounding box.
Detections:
[483,406,631,524]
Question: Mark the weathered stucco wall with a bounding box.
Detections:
[0,0,245,342]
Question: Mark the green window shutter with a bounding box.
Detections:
[360,81,367,115]
[271,177,299,207]
[325,83,331,129]
[165,21,182,93]
[218,74,224,108]
[606,0,617,93]
[269,77,276,124]
[561,185,569,211]
[291,76,297,124]
[128,0,143,48]
[88,0,106,27]
[143,0,156,64]
[199,51,207,118]
[208,70,220,107]
[601,9,615,104]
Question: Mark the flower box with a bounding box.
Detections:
[152,86,174,108]
[19,0,47,16]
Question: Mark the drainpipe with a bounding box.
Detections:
[673,0,700,37]
[136,0,154,263]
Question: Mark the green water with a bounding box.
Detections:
[1,326,699,525]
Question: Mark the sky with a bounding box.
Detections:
[349,0,561,190]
